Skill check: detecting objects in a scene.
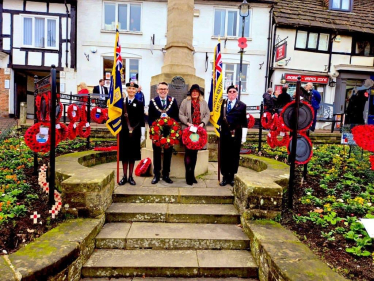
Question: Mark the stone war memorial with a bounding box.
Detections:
[0,0,373,281]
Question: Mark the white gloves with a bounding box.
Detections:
[141,127,146,143]
[241,128,248,144]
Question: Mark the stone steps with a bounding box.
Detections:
[106,203,240,224]
[113,186,234,204]
[95,222,250,250]
[81,249,257,278]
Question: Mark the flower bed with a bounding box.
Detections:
[0,132,116,255]
[243,142,373,280]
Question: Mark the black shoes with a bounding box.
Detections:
[230,179,235,187]
[162,176,173,184]
[119,176,127,185]
[219,178,228,186]
[128,176,136,185]
[151,175,160,184]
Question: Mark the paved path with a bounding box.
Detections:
[81,162,259,280]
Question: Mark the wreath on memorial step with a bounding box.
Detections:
[56,122,69,142]
[271,130,290,147]
[135,157,152,176]
[266,131,277,149]
[90,107,106,124]
[67,122,79,140]
[67,104,81,123]
[80,104,88,122]
[182,126,208,150]
[261,111,273,129]
[149,117,181,149]
[351,125,374,153]
[25,122,61,153]
[77,121,91,138]
[247,114,255,129]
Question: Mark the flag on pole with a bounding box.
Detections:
[208,40,223,137]
[106,27,124,136]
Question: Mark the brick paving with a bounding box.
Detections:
[0,117,17,132]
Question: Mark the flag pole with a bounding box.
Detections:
[117,134,120,184]
[218,139,221,182]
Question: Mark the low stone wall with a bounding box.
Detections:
[243,220,348,281]
[1,217,104,281]
[56,151,116,217]
[234,155,289,220]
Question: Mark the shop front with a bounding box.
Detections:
[283,73,329,101]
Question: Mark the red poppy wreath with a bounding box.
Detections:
[77,121,91,138]
[351,125,374,153]
[67,122,79,140]
[135,157,152,176]
[247,114,255,129]
[90,107,106,124]
[182,126,208,150]
[149,117,181,149]
[25,122,61,153]
[261,112,273,129]
[67,104,81,123]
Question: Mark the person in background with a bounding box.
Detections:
[299,82,321,131]
[135,85,145,106]
[93,79,108,108]
[276,86,292,111]
[179,84,210,185]
[263,88,277,114]
[78,82,89,103]
[118,81,145,186]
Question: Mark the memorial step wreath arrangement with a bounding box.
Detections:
[261,100,315,164]
[149,117,182,149]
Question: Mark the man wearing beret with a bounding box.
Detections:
[148,82,179,184]
[218,85,248,186]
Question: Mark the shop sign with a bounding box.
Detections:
[275,42,287,62]
[285,74,329,84]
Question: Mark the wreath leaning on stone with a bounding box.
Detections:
[149,117,181,149]
[182,126,208,150]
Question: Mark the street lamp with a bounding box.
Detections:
[238,0,250,101]
[280,74,287,85]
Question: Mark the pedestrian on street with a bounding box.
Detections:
[276,86,292,111]
[300,82,321,131]
[263,88,277,114]
[218,85,248,186]
[135,85,145,106]
[118,81,145,186]
[93,79,108,108]
[148,82,179,184]
[179,84,210,185]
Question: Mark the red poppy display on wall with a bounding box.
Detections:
[238,37,248,49]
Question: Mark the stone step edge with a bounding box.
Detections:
[243,220,348,281]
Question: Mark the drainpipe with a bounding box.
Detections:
[264,5,274,92]
[64,0,70,68]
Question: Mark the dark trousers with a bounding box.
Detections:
[220,134,241,180]
[152,144,173,177]
[184,148,198,179]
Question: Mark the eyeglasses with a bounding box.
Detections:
[158,88,168,91]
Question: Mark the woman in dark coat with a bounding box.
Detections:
[179,84,210,185]
[119,81,145,185]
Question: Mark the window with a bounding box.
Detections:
[103,2,141,32]
[22,16,58,48]
[355,37,374,56]
[213,9,250,37]
[222,63,248,93]
[295,30,330,52]
[103,57,140,84]
[330,0,352,11]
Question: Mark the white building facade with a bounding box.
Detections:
[76,0,273,108]
[0,0,77,118]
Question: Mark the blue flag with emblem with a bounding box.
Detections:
[106,27,123,136]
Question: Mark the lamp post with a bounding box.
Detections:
[238,0,250,101]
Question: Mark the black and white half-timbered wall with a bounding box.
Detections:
[0,0,77,118]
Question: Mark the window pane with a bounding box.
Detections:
[23,18,32,45]
[236,64,247,93]
[35,18,45,48]
[308,32,318,49]
[239,15,250,37]
[224,64,235,90]
[214,10,225,37]
[130,4,141,31]
[47,19,56,47]
[104,3,115,30]
[296,31,307,48]
[341,0,350,10]
[118,4,128,30]
[318,33,329,51]
[129,59,139,82]
[332,0,340,8]
[227,11,237,36]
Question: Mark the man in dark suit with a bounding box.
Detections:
[93,79,108,108]
[218,85,248,186]
[148,82,179,184]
